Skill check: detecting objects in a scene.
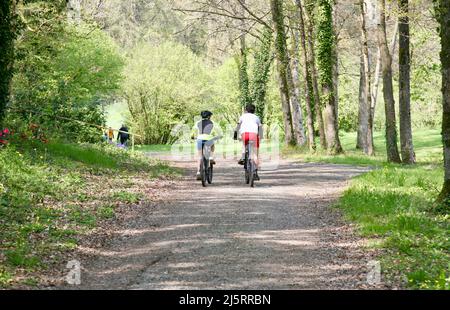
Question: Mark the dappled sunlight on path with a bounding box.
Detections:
[63,158,375,290]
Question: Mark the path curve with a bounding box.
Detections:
[63,157,379,289]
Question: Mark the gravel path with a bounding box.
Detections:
[64,158,380,289]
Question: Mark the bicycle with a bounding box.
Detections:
[244,140,258,187]
[199,136,221,187]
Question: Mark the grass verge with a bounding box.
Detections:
[286,129,449,289]
[0,139,180,288]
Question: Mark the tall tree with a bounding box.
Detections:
[436,0,450,205]
[250,29,273,121]
[238,0,251,109]
[357,0,374,155]
[303,0,327,149]
[271,0,296,145]
[377,0,401,163]
[398,0,415,164]
[372,22,399,122]
[0,0,16,127]
[317,0,343,154]
[288,27,307,147]
[294,0,316,151]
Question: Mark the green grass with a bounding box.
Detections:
[0,269,13,287]
[136,144,173,153]
[285,129,443,166]
[45,142,120,169]
[286,129,449,289]
[111,191,142,204]
[148,162,183,179]
[0,139,179,287]
[98,205,116,219]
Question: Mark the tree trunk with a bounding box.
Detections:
[67,0,81,24]
[0,0,16,127]
[238,0,250,109]
[372,22,399,125]
[377,0,401,163]
[333,2,340,121]
[288,29,307,146]
[357,56,369,150]
[358,0,374,155]
[436,0,450,206]
[317,0,343,155]
[251,29,273,122]
[294,0,316,151]
[398,0,415,164]
[303,0,327,149]
[271,0,295,145]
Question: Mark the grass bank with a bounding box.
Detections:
[0,140,180,288]
[286,129,449,289]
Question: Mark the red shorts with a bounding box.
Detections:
[242,132,260,148]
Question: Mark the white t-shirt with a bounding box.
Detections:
[238,113,261,135]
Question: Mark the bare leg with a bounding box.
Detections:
[210,144,215,160]
[197,150,202,173]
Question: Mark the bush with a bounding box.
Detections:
[10,9,124,143]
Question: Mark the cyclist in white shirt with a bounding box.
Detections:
[234,104,262,180]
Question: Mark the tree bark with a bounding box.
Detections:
[271,0,295,145]
[303,0,327,149]
[398,0,415,164]
[288,29,307,147]
[357,55,369,149]
[318,0,343,155]
[436,0,450,206]
[294,0,316,151]
[357,0,374,155]
[0,0,16,127]
[67,0,81,24]
[372,22,399,125]
[377,0,401,163]
[238,0,250,109]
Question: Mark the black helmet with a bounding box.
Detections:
[201,110,213,119]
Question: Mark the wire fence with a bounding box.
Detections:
[7,107,141,151]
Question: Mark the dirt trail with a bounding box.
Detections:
[62,157,380,289]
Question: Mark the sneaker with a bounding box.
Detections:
[238,158,245,165]
[196,172,201,180]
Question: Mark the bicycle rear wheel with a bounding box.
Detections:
[244,146,250,184]
[201,158,207,187]
[249,160,255,187]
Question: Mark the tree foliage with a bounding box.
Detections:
[123,41,212,144]
[10,14,123,141]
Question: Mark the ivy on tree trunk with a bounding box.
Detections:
[0,0,16,127]
[250,29,273,122]
[317,0,343,154]
[436,0,450,208]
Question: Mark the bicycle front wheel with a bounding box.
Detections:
[207,163,213,184]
